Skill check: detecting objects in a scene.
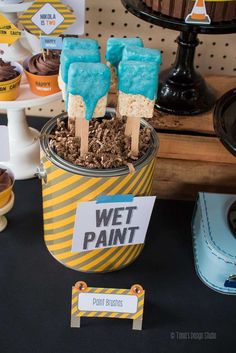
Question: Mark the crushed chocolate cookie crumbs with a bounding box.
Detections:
[49,116,152,169]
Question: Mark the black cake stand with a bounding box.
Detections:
[214,89,236,237]
[121,0,236,115]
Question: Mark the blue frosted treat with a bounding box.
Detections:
[68,62,111,121]
[60,49,101,84]
[59,48,100,101]
[106,37,143,93]
[118,60,158,118]
[106,37,143,68]
[62,38,99,51]
[122,46,162,69]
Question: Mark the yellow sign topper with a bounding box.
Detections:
[71,282,145,330]
[0,13,21,45]
[19,0,76,36]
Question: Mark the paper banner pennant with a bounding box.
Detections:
[0,13,21,45]
[19,0,76,36]
[40,36,63,50]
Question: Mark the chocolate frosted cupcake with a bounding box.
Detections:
[24,50,61,96]
[0,59,19,81]
[0,168,12,191]
[28,50,60,76]
[0,59,23,101]
[143,0,236,22]
[0,168,13,208]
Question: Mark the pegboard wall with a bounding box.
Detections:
[84,0,236,75]
[26,0,236,117]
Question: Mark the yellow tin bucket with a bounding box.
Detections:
[39,113,158,273]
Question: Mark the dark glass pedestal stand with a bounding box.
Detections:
[121,0,236,115]
[214,89,236,237]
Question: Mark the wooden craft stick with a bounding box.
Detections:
[131,117,141,157]
[125,116,133,137]
[42,48,46,62]
[80,119,89,157]
[75,117,82,138]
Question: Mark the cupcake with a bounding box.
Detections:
[0,59,23,101]
[0,168,14,208]
[24,50,61,96]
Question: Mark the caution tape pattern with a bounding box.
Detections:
[71,287,145,320]
[19,0,76,36]
[42,155,156,273]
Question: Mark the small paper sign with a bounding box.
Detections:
[185,0,211,24]
[0,126,10,162]
[72,195,156,252]
[19,0,76,36]
[40,36,63,49]
[71,282,145,330]
[0,13,21,45]
[185,0,231,25]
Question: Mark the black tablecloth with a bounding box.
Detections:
[0,117,235,353]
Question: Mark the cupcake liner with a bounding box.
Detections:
[0,62,23,101]
[23,57,60,97]
[0,166,14,209]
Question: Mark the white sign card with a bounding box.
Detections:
[72,195,156,252]
[0,126,10,162]
[78,292,138,314]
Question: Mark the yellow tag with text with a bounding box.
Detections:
[0,13,21,45]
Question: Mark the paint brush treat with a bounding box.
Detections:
[49,116,152,168]
[118,61,158,118]
[24,50,61,96]
[59,49,101,100]
[106,38,144,93]
[62,38,99,51]
[67,62,110,121]
[122,46,162,69]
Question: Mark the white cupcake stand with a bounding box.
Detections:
[0,83,61,180]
